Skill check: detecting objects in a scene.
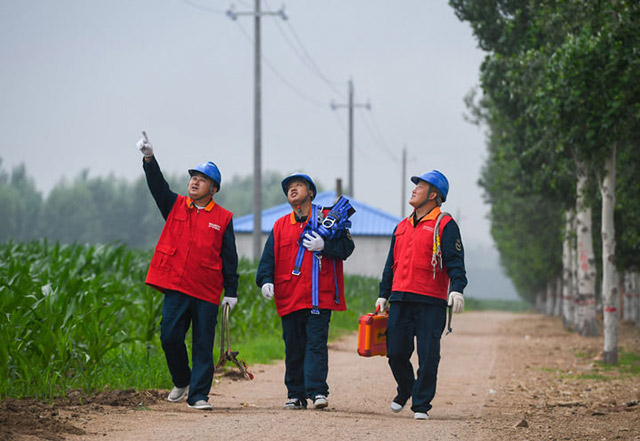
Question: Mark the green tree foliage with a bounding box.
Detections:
[0,159,307,248]
[451,0,640,298]
[0,160,43,243]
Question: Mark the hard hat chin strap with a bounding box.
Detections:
[417,186,433,210]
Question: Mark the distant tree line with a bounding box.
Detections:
[0,157,302,250]
[450,0,640,361]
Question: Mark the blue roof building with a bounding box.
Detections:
[233,191,403,277]
[234,191,401,236]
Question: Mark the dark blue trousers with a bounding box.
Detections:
[386,301,446,413]
[160,290,218,405]
[281,309,332,401]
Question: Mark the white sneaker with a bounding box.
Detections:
[283,398,307,409]
[167,386,188,402]
[391,401,405,413]
[414,412,429,420]
[188,400,213,410]
[313,395,328,409]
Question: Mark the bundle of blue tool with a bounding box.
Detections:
[291,196,356,314]
[315,196,355,239]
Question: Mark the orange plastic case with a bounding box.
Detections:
[357,313,388,357]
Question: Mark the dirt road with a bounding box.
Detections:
[59,311,511,441]
[5,311,639,440]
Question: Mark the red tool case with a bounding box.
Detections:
[357,311,388,357]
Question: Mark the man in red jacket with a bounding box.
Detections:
[137,136,239,411]
[376,170,467,421]
[256,173,354,410]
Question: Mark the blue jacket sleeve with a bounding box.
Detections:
[322,229,355,261]
[221,219,239,298]
[442,220,467,293]
[255,231,275,288]
[378,226,397,299]
[142,157,177,220]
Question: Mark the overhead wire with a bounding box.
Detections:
[177,0,396,163]
[358,110,398,163]
[232,20,331,107]
[262,0,346,100]
[178,0,226,14]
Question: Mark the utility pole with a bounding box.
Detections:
[401,144,407,218]
[331,79,370,198]
[227,2,287,261]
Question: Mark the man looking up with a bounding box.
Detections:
[376,170,467,421]
[256,173,355,410]
[137,135,239,411]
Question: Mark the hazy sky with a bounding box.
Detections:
[1,1,501,256]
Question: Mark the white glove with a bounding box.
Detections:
[261,283,274,300]
[221,296,238,310]
[303,231,325,252]
[448,291,464,314]
[375,297,388,314]
[137,137,154,158]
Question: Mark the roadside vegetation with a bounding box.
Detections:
[0,241,526,400]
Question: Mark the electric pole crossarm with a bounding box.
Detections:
[330,79,370,198]
[227,5,287,20]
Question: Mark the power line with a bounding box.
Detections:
[263,0,346,99]
[233,21,329,107]
[178,0,226,14]
[358,110,397,163]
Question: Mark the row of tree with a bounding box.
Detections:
[449,0,640,362]
[0,157,299,249]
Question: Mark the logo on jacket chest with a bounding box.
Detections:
[208,223,221,230]
[422,225,434,232]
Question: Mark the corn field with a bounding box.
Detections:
[0,241,379,399]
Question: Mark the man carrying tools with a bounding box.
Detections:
[256,173,355,410]
[137,133,239,411]
[376,170,467,420]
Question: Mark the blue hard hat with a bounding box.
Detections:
[411,170,449,202]
[281,173,317,200]
[189,161,221,190]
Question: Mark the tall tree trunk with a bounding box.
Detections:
[554,275,563,317]
[562,209,575,330]
[631,271,640,328]
[575,165,598,336]
[546,280,555,316]
[600,146,618,364]
[535,290,545,313]
[622,271,632,322]
[571,213,580,328]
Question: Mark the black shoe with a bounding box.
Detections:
[283,398,307,409]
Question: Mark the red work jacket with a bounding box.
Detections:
[146,195,232,305]
[272,211,347,317]
[391,207,452,301]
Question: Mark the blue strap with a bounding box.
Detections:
[310,204,320,314]
[316,196,354,239]
[291,204,321,314]
[332,260,339,305]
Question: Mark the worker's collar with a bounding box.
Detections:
[408,206,441,226]
[186,197,216,212]
[289,211,309,224]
